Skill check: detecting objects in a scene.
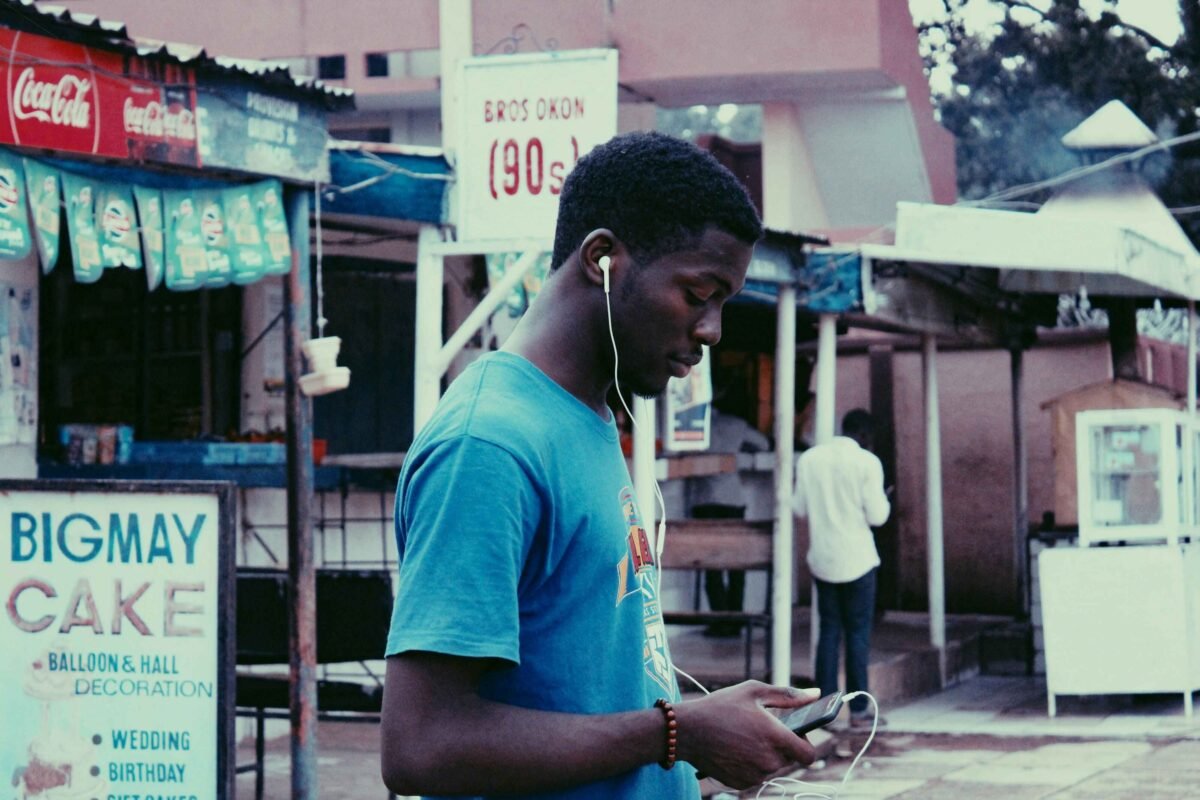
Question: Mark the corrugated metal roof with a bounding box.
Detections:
[6,0,353,108]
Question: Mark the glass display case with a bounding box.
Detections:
[1075,408,1193,546]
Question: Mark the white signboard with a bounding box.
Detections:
[664,346,713,451]
[0,482,234,799]
[457,49,618,243]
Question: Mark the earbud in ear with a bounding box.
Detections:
[599,255,611,293]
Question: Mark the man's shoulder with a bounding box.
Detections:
[419,354,572,461]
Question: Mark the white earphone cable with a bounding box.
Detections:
[603,268,670,565]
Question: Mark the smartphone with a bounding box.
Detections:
[781,691,845,735]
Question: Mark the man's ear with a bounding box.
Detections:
[579,229,620,289]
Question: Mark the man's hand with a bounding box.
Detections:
[673,682,820,789]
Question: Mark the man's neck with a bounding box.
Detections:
[503,270,612,417]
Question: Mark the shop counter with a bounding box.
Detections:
[39,462,347,490]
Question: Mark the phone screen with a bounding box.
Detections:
[781,691,844,735]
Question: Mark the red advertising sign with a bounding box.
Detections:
[0,28,112,156]
[0,26,327,180]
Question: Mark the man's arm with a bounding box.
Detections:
[862,456,891,527]
[791,453,808,518]
[381,652,819,795]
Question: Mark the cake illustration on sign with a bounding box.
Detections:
[12,645,107,799]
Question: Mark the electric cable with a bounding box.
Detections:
[754,691,880,800]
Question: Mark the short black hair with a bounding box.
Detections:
[841,409,876,440]
[550,131,763,270]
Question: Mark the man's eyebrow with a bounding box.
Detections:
[703,272,736,296]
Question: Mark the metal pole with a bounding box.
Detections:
[814,315,837,445]
[772,284,797,686]
[632,396,658,552]
[283,185,317,800]
[413,226,444,434]
[810,313,837,676]
[1011,348,1029,614]
[1188,301,1197,416]
[439,0,471,159]
[923,334,946,683]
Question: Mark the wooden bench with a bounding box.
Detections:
[660,518,773,680]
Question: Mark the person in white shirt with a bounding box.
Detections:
[793,409,891,725]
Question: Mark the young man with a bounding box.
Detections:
[381,132,819,799]
[793,409,892,727]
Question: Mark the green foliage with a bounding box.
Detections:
[656,104,762,144]
[922,0,1200,220]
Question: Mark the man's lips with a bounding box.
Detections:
[668,354,701,377]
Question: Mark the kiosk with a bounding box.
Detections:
[1040,408,1200,716]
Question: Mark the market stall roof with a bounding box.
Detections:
[861,102,1200,302]
[734,230,1033,344]
[322,141,452,226]
[2,0,353,109]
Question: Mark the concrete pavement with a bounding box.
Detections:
[236,677,1200,798]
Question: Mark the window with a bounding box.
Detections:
[39,264,242,450]
[313,262,415,454]
[365,52,389,78]
[317,55,346,80]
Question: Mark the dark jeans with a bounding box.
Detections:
[814,568,877,715]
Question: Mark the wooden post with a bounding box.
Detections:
[283,185,317,800]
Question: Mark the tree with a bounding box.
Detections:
[919,0,1200,211]
[919,1,1200,359]
[656,104,762,144]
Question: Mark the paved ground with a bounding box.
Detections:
[707,675,1200,799]
[236,677,1200,799]
[729,733,1200,799]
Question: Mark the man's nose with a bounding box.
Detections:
[694,305,722,347]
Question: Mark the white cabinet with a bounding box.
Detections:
[1039,545,1200,716]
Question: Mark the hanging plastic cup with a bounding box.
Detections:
[299,335,351,396]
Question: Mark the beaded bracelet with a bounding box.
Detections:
[654,698,678,770]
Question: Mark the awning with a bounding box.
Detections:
[737,235,1031,344]
[321,142,452,225]
[871,200,1200,300]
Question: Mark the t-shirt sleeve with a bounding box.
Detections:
[385,435,541,664]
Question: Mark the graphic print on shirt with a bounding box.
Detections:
[614,486,674,694]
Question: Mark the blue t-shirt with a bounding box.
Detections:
[387,352,698,800]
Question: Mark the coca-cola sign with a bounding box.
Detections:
[13,69,92,129]
[1,31,104,154]
[125,98,197,139]
[0,26,327,180]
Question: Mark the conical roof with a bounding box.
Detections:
[1061,100,1158,150]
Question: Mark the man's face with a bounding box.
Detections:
[610,227,753,397]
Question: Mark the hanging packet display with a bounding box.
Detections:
[196,190,232,288]
[133,186,165,291]
[96,182,142,269]
[61,173,103,283]
[162,189,207,290]
[224,184,270,284]
[0,150,32,262]
[22,159,60,274]
[255,180,292,275]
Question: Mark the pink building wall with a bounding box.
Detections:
[833,335,1112,614]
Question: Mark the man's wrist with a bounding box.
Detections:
[653,699,678,769]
